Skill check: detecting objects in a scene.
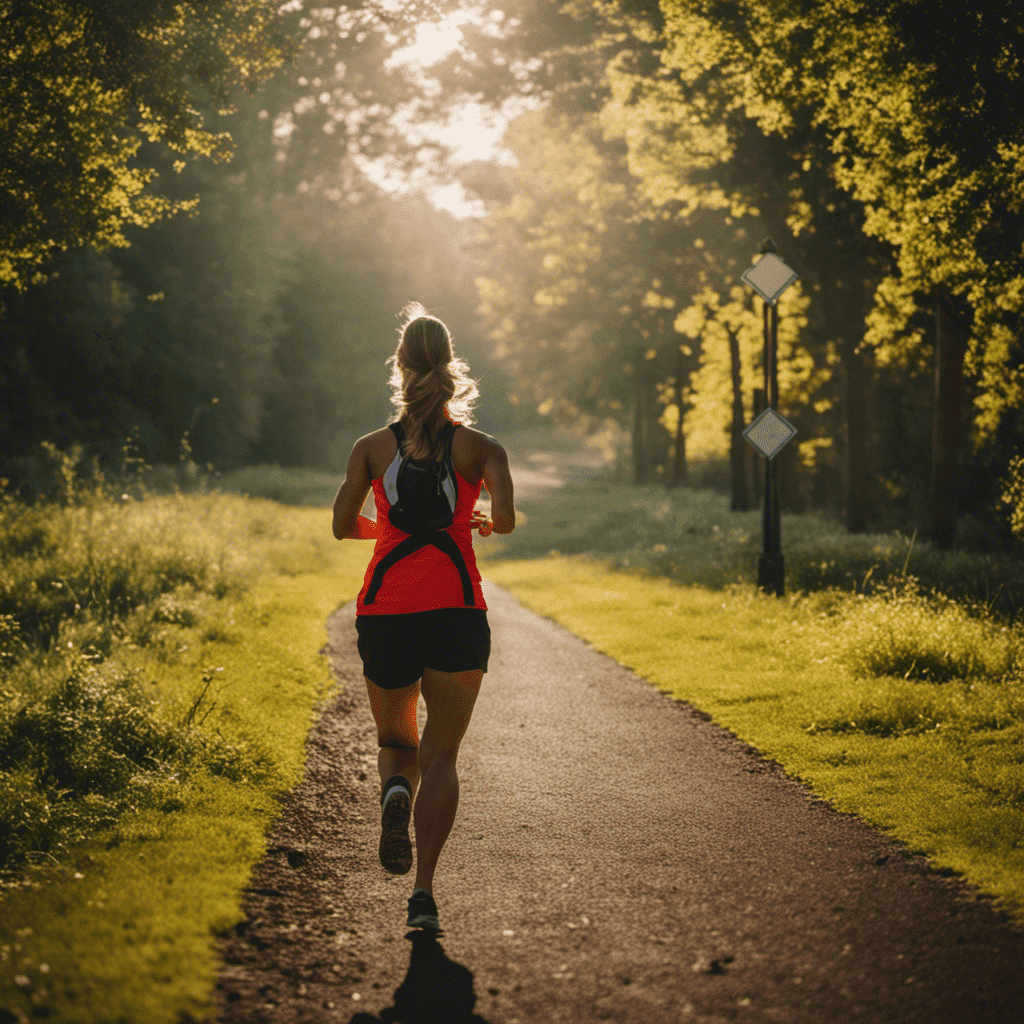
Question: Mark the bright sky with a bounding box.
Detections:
[356,8,535,219]
[388,11,473,70]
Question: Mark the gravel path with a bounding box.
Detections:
[214,579,1024,1024]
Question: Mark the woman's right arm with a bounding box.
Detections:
[482,436,515,534]
[332,437,380,540]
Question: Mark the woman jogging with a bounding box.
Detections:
[332,303,515,933]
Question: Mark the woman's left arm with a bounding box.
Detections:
[332,438,381,540]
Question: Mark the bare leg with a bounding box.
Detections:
[413,754,459,894]
[364,676,421,800]
[413,667,483,894]
[379,744,420,802]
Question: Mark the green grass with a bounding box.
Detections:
[476,478,1024,924]
[482,477,1024,623]
[4,450,1023,1021]
[0,454,368,1023]
[215,463,346,508]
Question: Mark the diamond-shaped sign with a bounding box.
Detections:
[741,253,798,306]
[743,407,797,460]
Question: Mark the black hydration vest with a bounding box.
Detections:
[363,419,475,607]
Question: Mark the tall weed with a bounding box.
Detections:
[0,445,298,874]
[836,577,1024,684]
[0,656,273,869]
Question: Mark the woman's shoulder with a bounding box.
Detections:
[448,424,506,486]
[354,425,401,456]
[452,424,508,462]
[357,425,401,481]
[453,423,503,448]
[356,424,399,444]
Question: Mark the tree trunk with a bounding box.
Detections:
[821,274,869,533]
[632,348,649,485]
[929,284,971,549]
[728,326,750,510]
[840,334,868,533]
[668,346,688,488]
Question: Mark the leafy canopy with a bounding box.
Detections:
[0,0,292,290]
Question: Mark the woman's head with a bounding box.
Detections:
[386,302,479,461]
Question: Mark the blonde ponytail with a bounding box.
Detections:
[386,302,479,461]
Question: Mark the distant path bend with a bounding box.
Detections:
[215,581,1024,1024]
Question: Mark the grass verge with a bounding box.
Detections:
[476,476,1024,927]
[0,487,367,1023]
[482,478,1024,624]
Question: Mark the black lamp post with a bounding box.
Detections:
[741,239,799,597]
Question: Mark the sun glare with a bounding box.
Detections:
[367,7,537,218]
[386,11,473,69]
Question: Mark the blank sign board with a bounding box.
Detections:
[741,253,799,306]
[743,407,797,460]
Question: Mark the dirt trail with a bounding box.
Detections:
[215,575,1024,1024]
[497,428,612,501]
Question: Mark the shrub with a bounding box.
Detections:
[837,577,1024,684]
[0,447,292,875]
[0,656,275,872]
[0,482,249,653]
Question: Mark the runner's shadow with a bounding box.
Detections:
[348,930,491,1024]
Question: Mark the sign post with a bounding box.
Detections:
[741,240,799,597]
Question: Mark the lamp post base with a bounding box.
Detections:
[758,554,785,597]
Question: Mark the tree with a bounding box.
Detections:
[0,0,292,292]
[638,0,1024,545]
[0,248,150,460]
[597,3,895,526]
[472,105,722,481]
[0,0,497,472]
[440,0,887,515]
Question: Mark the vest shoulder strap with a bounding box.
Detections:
[388,420,406,452]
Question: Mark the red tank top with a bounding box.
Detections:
[355,423,487,615]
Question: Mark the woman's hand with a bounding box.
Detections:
[469,509,493,536]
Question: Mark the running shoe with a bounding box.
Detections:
[407,888,440,930]
[379,776,412,875]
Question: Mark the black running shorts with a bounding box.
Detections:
[356,608,490,690]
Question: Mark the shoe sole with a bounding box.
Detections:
[379,789,412,874]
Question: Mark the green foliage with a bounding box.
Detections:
[0,0,293,291]
[0,446,245,653]
[473,103,755,481]
[673,282,818,461]
[621,0,1024,482]
[0,447,303,874]
[457,0,1024,540]
[463,1,886,502]
[0,656,272,869]
[835,581,1023,684]
[0,1,512,473]
[999,454,1024,541]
